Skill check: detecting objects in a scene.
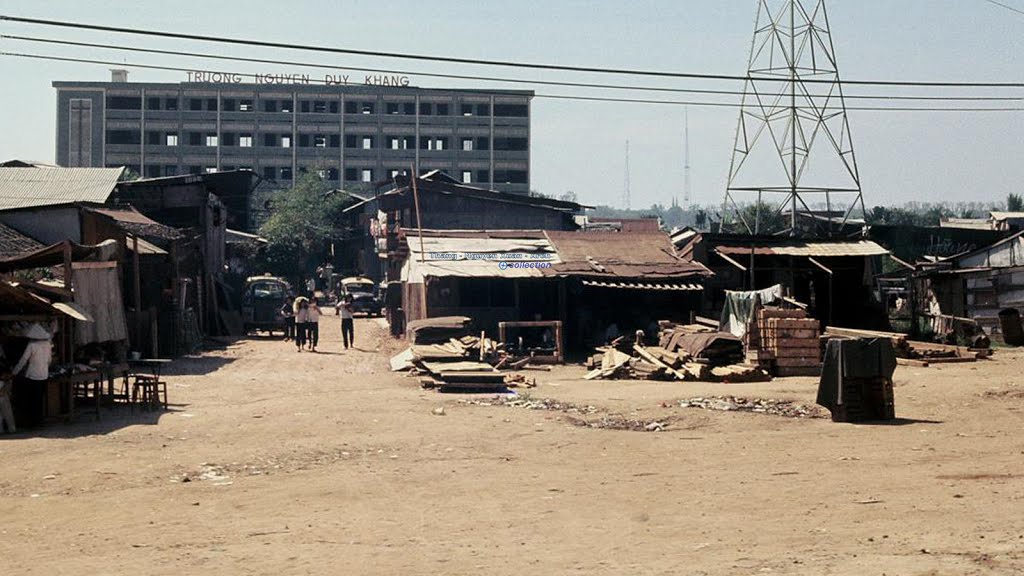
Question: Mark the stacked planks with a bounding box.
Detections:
[761,311,822,377]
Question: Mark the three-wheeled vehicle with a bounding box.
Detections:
[338,276,383,316]
[241,275,292,336]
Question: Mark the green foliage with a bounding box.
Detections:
[1008,193,1023,212]
[257,173,358,280]
[721,202,788,234]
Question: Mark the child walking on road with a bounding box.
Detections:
[307,298,322,352]
[336,295,355,349]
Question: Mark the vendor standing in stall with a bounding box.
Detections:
[11,323,52,428]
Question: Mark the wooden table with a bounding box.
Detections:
[50,370,103,421]
[128,359,172,411]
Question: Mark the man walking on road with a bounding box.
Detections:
[307,297,322,352]
[336,295,355,349]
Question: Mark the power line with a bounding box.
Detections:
[3,34,1021,103]
[5,51,1024,112]
[981,0,1024,16]
[3,14,1024,88]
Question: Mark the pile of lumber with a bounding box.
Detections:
[821,326,988,367]
[583,343,770,383]
[759,310,822,377]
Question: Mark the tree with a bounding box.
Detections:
[258,173,357,281]
[1008,193,1023,212]
[722,202,788,234]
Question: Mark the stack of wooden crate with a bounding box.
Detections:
[758,308,822,377]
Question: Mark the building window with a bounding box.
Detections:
[403,102,416,115]
[189,132,202,146]
[419,102,432,116]
[280,167,293,180]
[476,170,490,184]
[263,100,277,112]
[207,98,218,111]
[476,103,491,116]
[239,134,253,148]
[314,135,327,148]
[344,168,357,181]
[144,165,162,178]
[329,134,340,148]
[300,100,310,113]
[281,135,291,148]
[360,102,374,114]
[281,100,293,113]
[494,137,528,151]
[239,99,254,112]
[425,137,446,151]
[345,135,357,148]
[165,97,179,111]
[344,100,357,114]
[361,136,373,149]
[389,169,401,178]
[390,137,400,150]
[146,131,161,145]
[204,167,217,174]
[189,98,203,111]
[222,98,237,112]
[107,96,141,110]
[437,103,449,116]
[263,166,275,179]
[165,165,178,176]
[326,168,339,181]
[477,137,490,151]
[462,171,472,184]
[386,102,400,115]
[263,134,276,147]
[146,97,161,111]
[493,169,528,184]
[361,169,373,182]
[188,165,201,174]
[494,103,529,117]
[461,104,474,116]
[313,100,327,113]
[461,138,474,151]
[166,133,179,146]
[205,134,218,147]
[222,132,236,147]
[298,134,310,148]
[106,130,140,145]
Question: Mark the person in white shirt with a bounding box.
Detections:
[293,297,309,352]
[306,298,322,352]
[12,323,52,428]
[336,295,355,349]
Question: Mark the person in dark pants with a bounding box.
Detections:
[281,300,295,341]
[307,298,321,352]
[336,295,355,349]
[11,323,52,428]
[294,297,308,352]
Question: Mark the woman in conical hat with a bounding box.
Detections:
[12,323,52,428]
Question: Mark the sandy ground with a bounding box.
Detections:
[1,314,1023,575]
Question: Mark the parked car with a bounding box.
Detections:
[339,276,383,316]
[241,275,291,335]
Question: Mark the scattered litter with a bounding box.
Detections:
[679,396,825,418]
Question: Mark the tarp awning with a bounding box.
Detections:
[581,279,703,291]
[716,240,889,258]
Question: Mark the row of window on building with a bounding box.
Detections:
[106,96,528,117]
[119,163,528,185]
[107,130,528,152]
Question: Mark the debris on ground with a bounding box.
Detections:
[583,336,770,383]
[678,396,826,418]
[458,395,676,432]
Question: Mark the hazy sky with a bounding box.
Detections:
[1,0,1022,209]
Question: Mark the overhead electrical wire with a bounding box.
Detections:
[3,14,1024,88]
[2,34,1022,103]
[4,51,1023,112]
[981,0,1024,17]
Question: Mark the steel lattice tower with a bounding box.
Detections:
[722,0,866,236]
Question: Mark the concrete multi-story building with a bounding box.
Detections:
[53,72,532,194]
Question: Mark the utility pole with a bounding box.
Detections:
[683,108,691,206]
[623,139,631,210]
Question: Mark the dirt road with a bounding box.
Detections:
[2,315,1022,575]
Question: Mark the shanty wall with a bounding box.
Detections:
[0,206,81,245]
[415,192,573,231]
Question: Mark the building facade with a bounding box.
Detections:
[54,76,532,194]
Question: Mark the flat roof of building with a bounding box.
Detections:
[53,81,534,97]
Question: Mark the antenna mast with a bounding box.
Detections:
[623,139,632,210]
[683,108,691,206]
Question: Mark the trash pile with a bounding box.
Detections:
[584,322,770,383]
[391,316,540,392]
[678,396,825,418]
[460,395,673,432]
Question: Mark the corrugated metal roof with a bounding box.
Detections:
[543,231,711,279]
[403,233,559,281]
[581,280,703,291]
[989,212,1024,221]
[717,240,889,258]
[0,167,125,211]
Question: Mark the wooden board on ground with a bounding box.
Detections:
[420,360,497,374]
[775,357,821,368]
